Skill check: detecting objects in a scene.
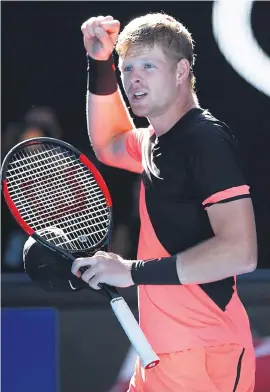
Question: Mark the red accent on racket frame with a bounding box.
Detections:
[79,154,112,207]
[145,360,160,369]
[3,180,34,235]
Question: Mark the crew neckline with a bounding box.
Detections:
[149,107,205,143]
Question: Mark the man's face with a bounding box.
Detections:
[119,45,180,119]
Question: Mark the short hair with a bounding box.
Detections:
[115,12,196,89]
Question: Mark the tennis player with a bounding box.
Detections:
[72,13,258,391]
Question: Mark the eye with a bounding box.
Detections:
[123,65,132,72]
[144,63,155,69]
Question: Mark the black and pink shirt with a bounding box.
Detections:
[125,108,254,355]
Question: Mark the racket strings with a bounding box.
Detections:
[6,143,110,251]
[9,145,109,247]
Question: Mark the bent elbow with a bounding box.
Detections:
[243,259,257,273]
[240,236,258,274]
[247,241,258,272]
[94,148,111,165]
[247,256,257,272]
[239,252,258,274]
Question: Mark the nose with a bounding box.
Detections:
[129,69,143,85]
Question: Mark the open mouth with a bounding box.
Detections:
[132,92,148,101]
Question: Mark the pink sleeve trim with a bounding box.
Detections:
[202,185,250,206]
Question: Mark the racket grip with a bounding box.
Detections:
[110,297,160,370]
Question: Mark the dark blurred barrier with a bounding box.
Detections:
[2,270,270,392]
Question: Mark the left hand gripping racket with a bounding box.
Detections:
[1,137,160,369]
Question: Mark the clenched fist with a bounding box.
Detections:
[71,251,135,290]
[81,15,120,60]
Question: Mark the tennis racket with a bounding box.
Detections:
[1,137,160,369]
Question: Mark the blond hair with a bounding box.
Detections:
[115,13,196,89]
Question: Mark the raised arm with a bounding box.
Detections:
[81,15,143,173]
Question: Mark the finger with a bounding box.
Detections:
[71,257,96,276]
[81,26,92,40]
[86,17,102,37]
[81,266,98,284]
[95,15,113,25]
[88,274,102,290]
[104,15,113,21]
[81,17,96,37]
[95,15,106,24]
[94,26,111,46]
[88,22,98,37]
[89,15,109,35]
[94,250,109,258]
[99,20,120,34]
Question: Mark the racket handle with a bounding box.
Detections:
[110,297,160,370]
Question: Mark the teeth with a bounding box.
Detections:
[134,92,145,96]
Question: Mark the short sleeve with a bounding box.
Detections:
[125,128,149,163]
[186,124,250,207]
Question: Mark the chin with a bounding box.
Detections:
[131,105,151,118]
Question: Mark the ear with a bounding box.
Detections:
[176,58,190,85]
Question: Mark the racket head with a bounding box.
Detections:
[1,137,113,259]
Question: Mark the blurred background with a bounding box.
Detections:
[1,1,270,391]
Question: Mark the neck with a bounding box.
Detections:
[148,91,199,137]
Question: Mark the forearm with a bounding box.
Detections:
[87,89,134,153]
[131,236,257,286]
[176,235,256,285]
[86,54,134,156]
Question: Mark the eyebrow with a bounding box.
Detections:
[120,57,161,66]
